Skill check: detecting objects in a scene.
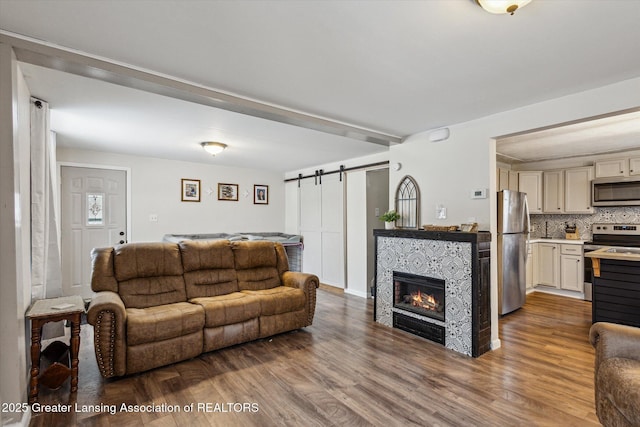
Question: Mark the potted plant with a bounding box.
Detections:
[380,210,401,229]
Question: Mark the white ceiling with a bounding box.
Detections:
[2,0,640,172]
[497,109,640,163]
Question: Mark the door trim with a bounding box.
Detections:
[57,162,132,241]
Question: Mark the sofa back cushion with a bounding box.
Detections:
[232,241,289,291]
[179,240,239,298]
[91,247,119,292]
[113,242,186,308]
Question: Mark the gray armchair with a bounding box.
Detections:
[589,322,640,427]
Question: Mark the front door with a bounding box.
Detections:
[60,166,127,298]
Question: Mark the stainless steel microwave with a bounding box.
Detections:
[592,176,640,206]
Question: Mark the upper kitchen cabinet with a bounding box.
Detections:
[518,171,543,213]
[497,168,519,191]
[564,166,594,214]
[543,170,564,213]
[595,158,627,177]
[630,158,640,176]
[595,157,640,178]
[498,168,509,191]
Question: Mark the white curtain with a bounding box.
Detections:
[30,97,62,300]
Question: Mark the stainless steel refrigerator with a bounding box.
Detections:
[497,190,530,315]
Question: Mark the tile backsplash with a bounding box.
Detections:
[530,207,640,240]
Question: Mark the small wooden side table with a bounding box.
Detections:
[25,295,85,403]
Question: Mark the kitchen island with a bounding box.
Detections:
[585,247,640,328]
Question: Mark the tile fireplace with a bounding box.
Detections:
[374,229,491,357]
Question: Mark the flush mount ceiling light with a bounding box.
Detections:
[200,141,227,156]
[476,0,532,15]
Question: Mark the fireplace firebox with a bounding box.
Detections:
[393,271,445,322]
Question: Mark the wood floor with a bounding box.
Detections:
[30,290,599,427]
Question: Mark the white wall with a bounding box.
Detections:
[0,44,32,426]
[57,148,286,242]
[346,170,368,297]
[390,76,640,349]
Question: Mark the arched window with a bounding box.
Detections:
[395,175,420,229]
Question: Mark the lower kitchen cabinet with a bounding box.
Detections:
[532,241,584,293]
[526,242,535,289]
[537,243,560,288]
[560,255,583,291]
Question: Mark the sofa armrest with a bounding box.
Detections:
[590,322,640,374]
[87,291,127,378]
[282,271,319,326]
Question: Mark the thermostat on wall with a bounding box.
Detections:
[471,189,487,199]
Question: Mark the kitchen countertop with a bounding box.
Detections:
[584,246,640,262]
[528,238,587,244]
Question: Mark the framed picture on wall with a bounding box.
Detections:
[254,185,269,205]
[218,183,239,201]
[181,178,201,202]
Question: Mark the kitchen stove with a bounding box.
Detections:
[588,224,640,247]
[583,223,640,301]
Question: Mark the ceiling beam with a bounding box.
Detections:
[1,31,402,147]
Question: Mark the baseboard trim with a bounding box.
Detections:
[491,338,502,350]
[344,288,368,299]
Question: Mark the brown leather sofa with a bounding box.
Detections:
[589,322,640,427]
[86,239,319,378]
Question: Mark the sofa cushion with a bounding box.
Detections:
[242,286,306,316]
[179,240,239,298]
[114,243,187,308]
[90,247,118,292]
[597,357,640,426]
[233,241,288,290]
[190,293,261,328]
[126,302,205,346]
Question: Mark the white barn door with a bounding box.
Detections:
[299,173,345,288]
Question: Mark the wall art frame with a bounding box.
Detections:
[254,184,269,205]
[218,183,239,201]
[181,178,201,202]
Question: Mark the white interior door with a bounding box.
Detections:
[320,174,345,288]
[61,166,127,298]
[298,173,345,288]
[299,178,322,278]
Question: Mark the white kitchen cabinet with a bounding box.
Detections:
[508,170,519,191]
[595,158,628,178]
[629,157,640,176]
[537,243,560,288]
[526,242,535,290]
[564,166,594,214]
[498,168,509,191]
[560,244,583,292]
[543,170,564,213]
[498,168,519,191]
[518,171,543,213]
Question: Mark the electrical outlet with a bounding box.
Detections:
[375,208,380,217]
[149,214,158,222]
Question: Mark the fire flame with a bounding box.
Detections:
[411,290,438,310]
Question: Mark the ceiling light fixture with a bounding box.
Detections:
[476,0,531,15]
[201,141,227,156]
